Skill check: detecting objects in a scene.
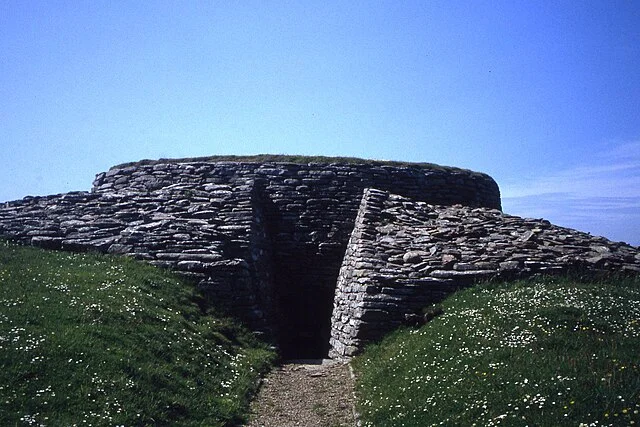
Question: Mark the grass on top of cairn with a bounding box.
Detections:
[0,240,276,426]
[353,276,640,427]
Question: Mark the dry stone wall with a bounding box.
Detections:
[2,158,638,358]
[93,161,500,357]
[0,158,500,358]
[329,189,640,357]
[0,180,274,329]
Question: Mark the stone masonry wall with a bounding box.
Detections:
[0,159,500,358]
[92,161,500,357]
[329,189,640,358]
[5,158,637,358]
[0,179,275,331]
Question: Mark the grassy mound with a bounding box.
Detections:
[353,276,640,426]
[0,240,275,426]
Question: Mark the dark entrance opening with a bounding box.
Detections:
[275,281,335,360]
[260,194,344,360]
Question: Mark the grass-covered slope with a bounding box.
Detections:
[0,240,275,426]
[353,277,640,426]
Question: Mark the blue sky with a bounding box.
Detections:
[1,1,639,245]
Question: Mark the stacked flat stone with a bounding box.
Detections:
[1,158,638,357]
[0,180,272,327]
[0,159,499,350]
[329,188,640,357]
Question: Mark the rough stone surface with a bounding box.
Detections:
[1,159,637,358]
[328,189,640,357]
[0,159,500,357]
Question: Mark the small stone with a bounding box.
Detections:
[590,245,611,254]
[441,254,458,268]
[453,262,477,271]
[403,251,426,264]
[499,261,520,270]
[519,230,535,242]
[586,255,608,266]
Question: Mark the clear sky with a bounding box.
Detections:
[1,1,639,245]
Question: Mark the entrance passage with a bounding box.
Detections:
[276,284,335,359]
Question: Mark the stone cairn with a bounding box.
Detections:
[329,188,640,357]
[0,157,637,358]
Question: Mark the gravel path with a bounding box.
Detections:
[245,359,357,427]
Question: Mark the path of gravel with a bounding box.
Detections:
[245,359,357,427]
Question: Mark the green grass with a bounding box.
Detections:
[0,240,276,426]
[111,154,477,175]
[353,276,640,426]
